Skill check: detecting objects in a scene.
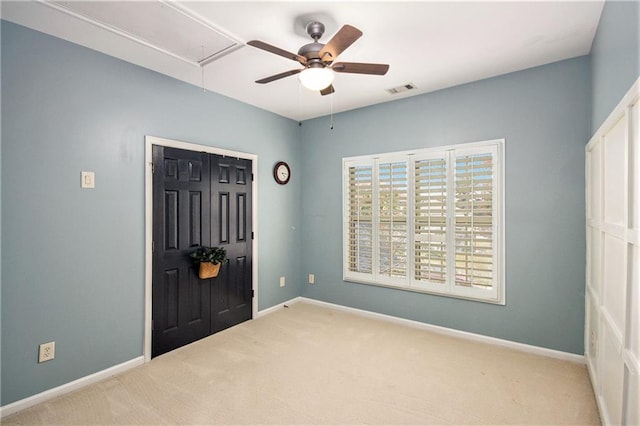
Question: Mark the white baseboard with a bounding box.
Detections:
[0,356,144,419]
[299,297,585,363]
[255,296,302,318]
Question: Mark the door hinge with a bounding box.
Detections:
[251,173,254,181]
[152,320,154,331]
[151,162,155,173]
[251,232,254,240]
[152,241,155,252]
[251,289,255,298]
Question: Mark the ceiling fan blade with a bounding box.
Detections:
[247,40,307,65]
[320,85,335,96]
[319,25,363,61]
[255,69,302,84]
[332,62,389,75]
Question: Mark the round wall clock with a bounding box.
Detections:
[273,161,291,185]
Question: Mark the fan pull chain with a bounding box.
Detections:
[201,46,206,93]
[330,92,334,130]
[298,81,303,126]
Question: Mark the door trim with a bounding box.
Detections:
[144,135,258,362]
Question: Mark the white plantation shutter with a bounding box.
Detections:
[454,148,497,295]
[343,140,503,304]
[414,157,447,286]
[347,164,373,274]
[378,161,408,278]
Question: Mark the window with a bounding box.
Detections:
[343,139,504,304]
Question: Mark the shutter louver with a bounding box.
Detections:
[348,165,373,274]
[454,153,494,289]
[414,158,447,284]
[379,162,408,277]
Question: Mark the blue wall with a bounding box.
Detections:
[590,0,640,133]
[1,21,301,405]
[300,57,591,355]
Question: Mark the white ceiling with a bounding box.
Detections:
[1,1,605,121]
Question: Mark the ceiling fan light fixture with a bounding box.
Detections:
[299,67,334,91]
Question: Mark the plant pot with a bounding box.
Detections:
[199,262,220,279]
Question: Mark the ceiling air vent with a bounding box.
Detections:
[386,83,417,95]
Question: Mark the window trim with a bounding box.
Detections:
[342,139,505,305]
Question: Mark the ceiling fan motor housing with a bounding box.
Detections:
[299,21,327,61]
[298,42,325,60]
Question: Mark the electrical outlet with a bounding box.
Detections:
[309,274,315,284]
[38,341,55,363]
[279,276,285,287]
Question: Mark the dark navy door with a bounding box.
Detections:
[152,146,252,357]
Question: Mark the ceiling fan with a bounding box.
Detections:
[247,22,389,95]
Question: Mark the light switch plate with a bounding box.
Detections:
[81,171,95,189]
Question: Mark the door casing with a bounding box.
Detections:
[144,135,258,362]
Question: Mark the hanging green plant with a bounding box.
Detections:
[190,246,227,279]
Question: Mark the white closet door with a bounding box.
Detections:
[586,80,639,426]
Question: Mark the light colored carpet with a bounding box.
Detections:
[4,301,600,425]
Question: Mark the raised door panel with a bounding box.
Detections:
[603,116,627,227]
[632,102,639,230]
[162,269,179,331]
[586,293,599,374]
[601,324,625,426]
[164,191,179,251]
[218,192,230,244]
[590,144,602,222]
[603,234,627,334]
[588,227,602,298]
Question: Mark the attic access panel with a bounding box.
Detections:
[50,1,242,66]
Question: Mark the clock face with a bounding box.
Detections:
[274,161,290,185]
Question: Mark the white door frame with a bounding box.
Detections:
[144,135,259,362]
